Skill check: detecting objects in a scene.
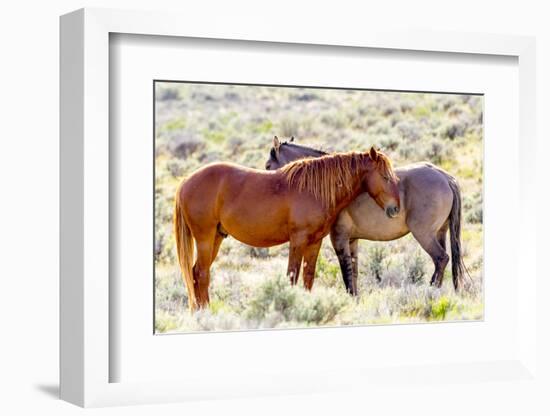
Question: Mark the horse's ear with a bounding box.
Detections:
[273,136,281,151]
[290,136,295,142]
[369,146,379,162]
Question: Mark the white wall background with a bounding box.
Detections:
[0,1,548,415]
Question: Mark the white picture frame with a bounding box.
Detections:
[60,7,538,407]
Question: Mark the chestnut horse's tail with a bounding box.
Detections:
[447,176,467,291]
[174,184,197,311]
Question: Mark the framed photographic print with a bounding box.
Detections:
[60,8,538,408]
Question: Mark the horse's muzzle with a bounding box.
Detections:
[385,205,400,218]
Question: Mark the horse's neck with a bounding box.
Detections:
[308,148,327,157]
[288,144,326,158]
[331,159,371,212]
[338,177,364,205]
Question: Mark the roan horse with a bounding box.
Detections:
[174,147,400,310]
[266,137,467,295]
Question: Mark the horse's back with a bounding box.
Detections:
[180,162,271,194]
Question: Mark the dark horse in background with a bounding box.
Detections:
[174,147,400,310]
[266,137,467,295]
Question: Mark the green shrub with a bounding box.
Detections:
[430,296,453,320]
[155,310,180,333]
[464,191,483,224]
[405,250,426,284]
[244,275,349,326]
[368,245,387,282]
[316,253,341,288]
[290,288,349,325]
[158,87,180,101]
[245,275,298,322]
[280,118,300,137]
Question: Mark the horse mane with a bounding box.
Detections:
[270,141,327,161]
[282,142,328,156]
[280,151,396,209]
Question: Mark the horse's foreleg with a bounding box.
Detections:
[330,231,356,296]
[287,240,305,285]
[302,240,322,291]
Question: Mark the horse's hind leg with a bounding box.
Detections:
[302,240,322,291]
[211,224,227,260]
[349,239,360,289]
[193,230,218,308]
[411,229,449,288]
[434,223,449,286]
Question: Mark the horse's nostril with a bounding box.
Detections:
[386,206,399,218]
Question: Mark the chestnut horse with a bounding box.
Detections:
[266,137,467,294]
[174,147,400,310]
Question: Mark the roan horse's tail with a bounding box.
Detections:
[174,183,197,311]
[447,176,467,290]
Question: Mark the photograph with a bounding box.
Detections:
[154,81,484,333]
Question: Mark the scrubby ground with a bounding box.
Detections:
[154,82,483,333]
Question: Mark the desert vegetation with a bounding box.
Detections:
[155,82,483,333]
